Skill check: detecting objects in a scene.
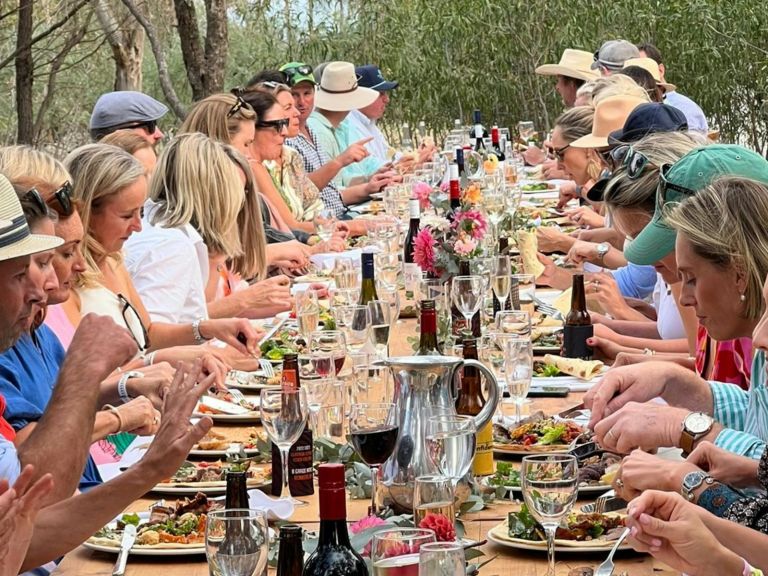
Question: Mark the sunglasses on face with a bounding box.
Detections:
[610,145,653,179]
[255,118,290,133]
[122,120,158,135]
[118,292,150,351]
[552,143,570,162]
[656,163,697,210]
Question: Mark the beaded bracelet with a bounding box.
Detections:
[697,481,742,517]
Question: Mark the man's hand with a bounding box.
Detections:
[686,441,761,489]
[337,137,374,167]
[365,171,395,194]
[594,402,689,453]
[557,181,581,209]
[614,449,700,500]
[70,314,138,379]
[567,240,600,265]
[536,226,572,253]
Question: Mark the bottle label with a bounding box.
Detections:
[472,422,494,476]
[288,426,315,496]
[563,325,594,359]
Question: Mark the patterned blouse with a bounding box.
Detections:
[264,146,325,222]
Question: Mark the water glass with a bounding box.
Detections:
[206,509,269,576]
[425,414,476,486]
[418,542,465,576]
[413,475,455,528]
[503,336,533,423]
[521,455,579,576]
[371,528,436,576]
[304,378,345,438]
[350,362,393,405]
[333,305,371,353]
[375,281,401,322]
[313,209,337,242]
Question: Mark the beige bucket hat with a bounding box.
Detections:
[314,61,380,112]
[0,174,62,262]
[622,57,677,92]
[536,49,601,82]
[571,95,647,148]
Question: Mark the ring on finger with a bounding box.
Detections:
[153,415,160,425]
[615,478,624,489]
[607,429,616,440]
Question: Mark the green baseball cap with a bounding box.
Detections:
[279,62,316,86]
[625,144,768,265]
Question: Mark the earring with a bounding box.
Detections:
[587,160,601,181]
[740,293,746,302]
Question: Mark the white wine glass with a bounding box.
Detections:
[425,414,476,487]
[295,289,320,339]
[206,509,269,576]
[367,299,392,360]
[313,208,337,242]
[521,455,579,576]
[492,255,512,311]
[259,387,309,506]
[333,304,371,354]
[450,275,484,336]
[331,256,357,289]
[374,252,401,289]
[503,336,533,423]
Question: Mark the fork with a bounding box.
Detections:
[533,296,564,320]
[227,387,247,403]
[259,359,275,377]
[593,526,631,576]
[581,489,615,514]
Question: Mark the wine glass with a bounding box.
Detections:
[481,331,516,424]
[303,378,344,437]
[492,255,512,312]
[205,508,269,576]
[371,528,436,575]
[503,336,533,424]
[413,475,455,528]
[313,208,337,242]
[349,402,398,515]
[308,330,346,376]
[331,256,358,289]
[450,275,485,336]
[295,289,320,339]
[375,252,401,289]
[425,414,476,487]
[517,121,535,143]
[495,310,531,336]
[418,542,465,576]
[521,455,579,576]
[328,286,360,310]
[367,299,392,360]
[375,281,401,322]
[333,304,371,354]
[483,191,505,242]
[259,387,309,506]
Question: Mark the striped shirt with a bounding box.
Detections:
[710,349,768,459]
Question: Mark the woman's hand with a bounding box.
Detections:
[566,206,605,229]
[686,441,761,489]
[310,237,346,253]
[557,180,581,209]
[613,449,701,500]
[584,272,632,318]
[536,226,572,253]
[566,239,600,265]
[111,396,161,436]
[241,275,293,312]
[626,490,744,576]
[199,318,263,356]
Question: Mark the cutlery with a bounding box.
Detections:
[227,387,247,404]
[112,523,136,576]
[259,359,276,377]
[580,491,628,514]
[594,526,631,576]
[533,296,564,320]
[198,395,251,415]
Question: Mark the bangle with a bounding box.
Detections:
[143,351,156,367]
[117,371,143,404]
[102,404,124,433]
[192,318,209,344]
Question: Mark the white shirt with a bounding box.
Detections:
[124,201,209,324]
[652,275,686,340]
[0,436,21,482]
[346,109,389,162]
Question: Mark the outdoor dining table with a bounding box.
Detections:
[54,315,677,576]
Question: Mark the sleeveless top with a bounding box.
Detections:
[77,285,149,352]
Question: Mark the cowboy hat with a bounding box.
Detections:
[314,61,379,112]
[622,57,677,92]
[0,174,62,262]
[571,95,647,149]
[536,49,600,83]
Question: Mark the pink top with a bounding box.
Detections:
[44,304,76,350]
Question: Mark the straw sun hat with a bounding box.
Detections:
[314,61,379,112]
[571,95,647,149]
[622,57,677,92]
[0,174,62,262]
[535,49,600,83]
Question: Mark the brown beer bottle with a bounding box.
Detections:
[455,337,493,476]
[563,274,593,359]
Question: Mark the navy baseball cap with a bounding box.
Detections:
[355,65,398,92]
[608,103,688,145]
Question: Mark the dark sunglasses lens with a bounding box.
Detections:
[628,153,646,178]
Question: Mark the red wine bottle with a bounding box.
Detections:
[277,524,305,576]
[271,353,314,497]
[416,299,442,355]
[403,198,421,300]
[490,125,505,161]
[563,274,593,359]
[448,161,461,219]
[470,109,488,152]
[302,464,368,576]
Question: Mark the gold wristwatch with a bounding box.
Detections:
[680,412,714,456]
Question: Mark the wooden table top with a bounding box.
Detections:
[54,316,677,576]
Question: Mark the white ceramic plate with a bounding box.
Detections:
[151,477,270,495]
[192,411,261,423]
[187,447,261,458]
[84,512,205,556]
[487,525,632,553]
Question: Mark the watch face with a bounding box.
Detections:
[683,470,707,491]
[686,412,713,434]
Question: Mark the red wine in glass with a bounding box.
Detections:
[333,354,346,375]
[312,355,334,377]
[350,425,399,465]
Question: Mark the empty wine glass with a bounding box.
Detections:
[425,414,476,487]
[521,455,579,576]
[303,378,344,436]
[450,275,485,336]
[481,331,517,424]
[349,402,398,515]
[492,255,512,312]
[333,304,371,354]
[259,387,309,506]
[503,336,533,423]
[418,542,465,576]
[483,191,505,242]
[367,299,392,360]
[206,508,269,576]
[371,528,436,576]
[313,209,337,242]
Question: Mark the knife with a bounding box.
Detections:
[113,523,136,576]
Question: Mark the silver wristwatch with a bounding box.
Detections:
[192,318,210,344]
[681,470,714,501]
[596,242,610,263]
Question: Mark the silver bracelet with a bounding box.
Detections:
[117,371,144,404]
[192,318,209,344]
[142,351,156,367]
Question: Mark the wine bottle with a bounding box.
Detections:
[225,470,249,509]
[400,123,413,153]
[448,162,461,219]
[302,464,368,576]
[416,299,442,355]
[271,353,314,497]
[470,109,487,152]
[358,252,379,305]
[455,338,493,476]
[563,274,594,359]
[452,260,481,337]
[403,198,421,300]
[490,125,505,161]
[277,524,305,576]
[455,146,469,191]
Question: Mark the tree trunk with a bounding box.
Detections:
[174,0,204,100]
[94,0,145,91]
[15,0,34,144]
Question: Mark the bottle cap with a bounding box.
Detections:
[318,463,345,489]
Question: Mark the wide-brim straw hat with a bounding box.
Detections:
[536,49,600,83]
[622,57,677,92]
[571,95,647,149]
[314,61,380,112]
[0,174,62,262]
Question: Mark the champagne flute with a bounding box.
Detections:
[503,336,533,423]
[371,528,436,576]
[450,275,484,336]
[492,255,512,312]
[367,299,392,359]
[259,387,309,506]
[206,508,269,576]
[313,208,337,242]
[333,304,371,354]
[521,455,579,576]
[425,414,476,487]
[413,475,455,528]
[296,289,320,339]
[483,191,505,242]
[349,402,398,515]
[418,542,465,576]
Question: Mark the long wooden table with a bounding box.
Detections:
[55,318,677,576]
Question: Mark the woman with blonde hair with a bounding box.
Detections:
[125,133,290,322]
[101,129,157,175]
[61,143,262,365]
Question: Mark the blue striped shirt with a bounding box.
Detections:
[710,349,768,459]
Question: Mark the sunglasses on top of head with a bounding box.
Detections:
[281,64,313,84]
[25,181,74,218]
[227,89,252,118]
[609,145,657,179]
[255,118,290,133]
[656,163,697,210]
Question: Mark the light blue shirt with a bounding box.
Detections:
[307,112,345,189]
[665,91,708,133]
[709,350,768,459]
[611,263,657,300]
[0,436,21,482]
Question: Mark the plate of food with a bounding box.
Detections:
[225,369,280,391]
[193,394,260,423]
[533,355,605,383]
[188,428,269,458]
[484,456,619,495]
[493,412,585,455]
[487,505,630,553]
[84,493,217,555]
[152,460,271,495]
[520,181,559,193]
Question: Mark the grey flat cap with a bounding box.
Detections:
[89,91,168,130]
[591,40,640,71]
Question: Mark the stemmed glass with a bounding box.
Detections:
[418,542,466,576]
[349,402,399,515]
[328,286,360,309]
[367,299,392,360]
[375,252,401,288]
[333,304,371,354]
[259,387,309,506]
[308,330,346,377]
[313,208,337,242]
[492,255,512,312]
[205,508,269,576]
[503,336,533,423]
[483,191,505,242]
[331,257,358,289]
[371,528,436,575]
[375,281,401,322]
[521,455,579,576]
[425,414,476,487]
[296,289,320,340]
[450,275,485,336]
[303,378,344,437]
[481,331,515,424]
